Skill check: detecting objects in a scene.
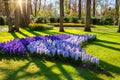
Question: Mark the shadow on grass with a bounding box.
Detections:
[5,61,31,80]
[92,39,120,52]
[24,27,76,36]
[94,43,120,51]
[96,39,120,45]
[92,31,120,36]
[84,38,120,52]
[10,32,19,38]
[37,29,75,35]
[18,31,29,37]
[0,56,117,80]
[23,28,43,36]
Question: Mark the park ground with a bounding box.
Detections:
[0,25,120,80]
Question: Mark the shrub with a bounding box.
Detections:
[49,17,57,23]
[35,17,43,23]
[81,18,85,24]
[57,18,60,23]
[0,16,5,25]
[28,23,54,31]
[91,17,101,25]
[104,17,113,25]
[72,17,79,23]
[63,17,70,23]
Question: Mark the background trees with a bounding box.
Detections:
[0,0,120,33]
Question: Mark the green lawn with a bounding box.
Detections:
[0,25,7,29]
[0,25,120,80]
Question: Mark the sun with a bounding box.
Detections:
[18,0,22,5]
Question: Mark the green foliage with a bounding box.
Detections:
[0,16,5,25]
[49,17,57,23]
[91,17,113,25]
[104,17,113,25]
[91,17,101,25]
[28,23,54,31]
[57,17,60,23]
[35,17,44,23]
[63,17,70,23]
[72,17,79,23]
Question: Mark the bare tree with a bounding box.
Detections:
[84,0,91,32]
[38,0,41,12]
[34,0,38,17]
[26,0,31,26]
[117,0,120,32]
[69,0,71,15]
[93,0,95,17]
[78,0,81,19]
[59,0,64,32]
[14,0,20,32]
[118,18,120,32]
[115,0,119,18]
[4,0,13,32]
[30,0,33,15]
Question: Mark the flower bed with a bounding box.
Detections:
[47,23,95,27]
[0,34,99,65]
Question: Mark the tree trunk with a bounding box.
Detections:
[84,0,91,32]
[115,0,119,18]
[38,0,41,12]
[69,0,71,15]
[34,0,38,17]
[78,0,81,19]
[26,0,31,26]
[59,0,64,32]
[30,1,33,15]
[20,0,27,27]
[14,0,20,32]
[93,0,95,17]
[4,0,13,32]
[117,0,120,32]
[118,18,120,32]
[116,0,119,26]
[63,0,64,17]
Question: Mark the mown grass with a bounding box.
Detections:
[0,25,120,80]
[0,25,7,29]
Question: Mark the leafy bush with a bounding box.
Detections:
[104,17,113,25]
[91,17,101,25]
[29,23,54,31]
[91,17,113,25]
[49,17,57,23]
[72,17,79,23]
[57,18,60,23]
[63,17,70,23]
[0,16,5,25]
[81,18,85,24]
[35,17,43,23]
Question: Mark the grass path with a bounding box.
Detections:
[0,25,120,80]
